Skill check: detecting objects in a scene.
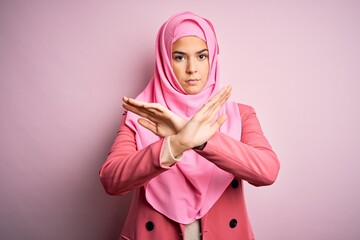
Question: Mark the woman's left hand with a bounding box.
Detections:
[123,97,186,138]
[170,86,232,157]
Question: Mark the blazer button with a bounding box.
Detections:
[231,179,239,189]
[229,219,237,228]
[145,221,154,231]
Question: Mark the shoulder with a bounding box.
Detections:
[236,103,254,113]
[235,103,256,122]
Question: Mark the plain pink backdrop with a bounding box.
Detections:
[1,1,359,239]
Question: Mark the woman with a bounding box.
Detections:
[99,11,280,240]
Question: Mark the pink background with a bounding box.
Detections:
[1,1,360,239]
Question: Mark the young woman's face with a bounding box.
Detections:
[172,36,209,95]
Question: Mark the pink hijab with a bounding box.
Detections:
[125,12,241,224]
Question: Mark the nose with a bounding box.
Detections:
[186,58,197,74]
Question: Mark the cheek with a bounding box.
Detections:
[172,64,183,81]
[172,67,179,80]
[202,62,210,78]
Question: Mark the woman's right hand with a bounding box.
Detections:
[123,97,186,138]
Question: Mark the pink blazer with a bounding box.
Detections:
[99,104,280,240]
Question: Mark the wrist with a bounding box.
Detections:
[192,142,207,150]
[170,134,191,157]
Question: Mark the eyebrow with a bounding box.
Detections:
[172,49,209,55]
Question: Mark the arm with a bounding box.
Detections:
[99,115,168,196]
[195,104,280,186]
[99,86,231,196]
[120,87,279,186]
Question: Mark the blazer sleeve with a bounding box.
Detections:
[99,114,168,196]
[195,104,280,186]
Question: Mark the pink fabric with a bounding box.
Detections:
[124,11,242,224]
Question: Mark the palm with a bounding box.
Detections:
[123,97,186,138]
[172,86,232,151]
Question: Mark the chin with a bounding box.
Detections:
[185,88,201,95]
[183,84,206,95]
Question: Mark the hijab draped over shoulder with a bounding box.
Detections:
[125,11,241,224]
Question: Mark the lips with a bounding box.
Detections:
[185,79,200,86]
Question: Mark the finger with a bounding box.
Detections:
[201,86,232,120]
[123,102,144,116]
[209,86,231,110]
[200,86,232,114]
[209,85,231,105]
[123,98,154,116]
[124,97,165,115]
[210,86,232,114]
[123,103,156,122]
[211,114,228,132]
[192,87,229,124]
[211,86,232,113]
[214,86,232,108]
[124,97,168,118]
[147,105,165,114]
[125,97,147,108]
[138,118,158,135]
[203,87,227,108]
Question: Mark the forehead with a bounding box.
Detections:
[172,36,208,51]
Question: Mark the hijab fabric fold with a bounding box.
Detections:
[125,12,241,224]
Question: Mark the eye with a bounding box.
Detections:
[198,54,208,60]
[173,55,186,61]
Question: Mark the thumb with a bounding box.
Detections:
[211,115,228,132]
[138,118,158,135]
